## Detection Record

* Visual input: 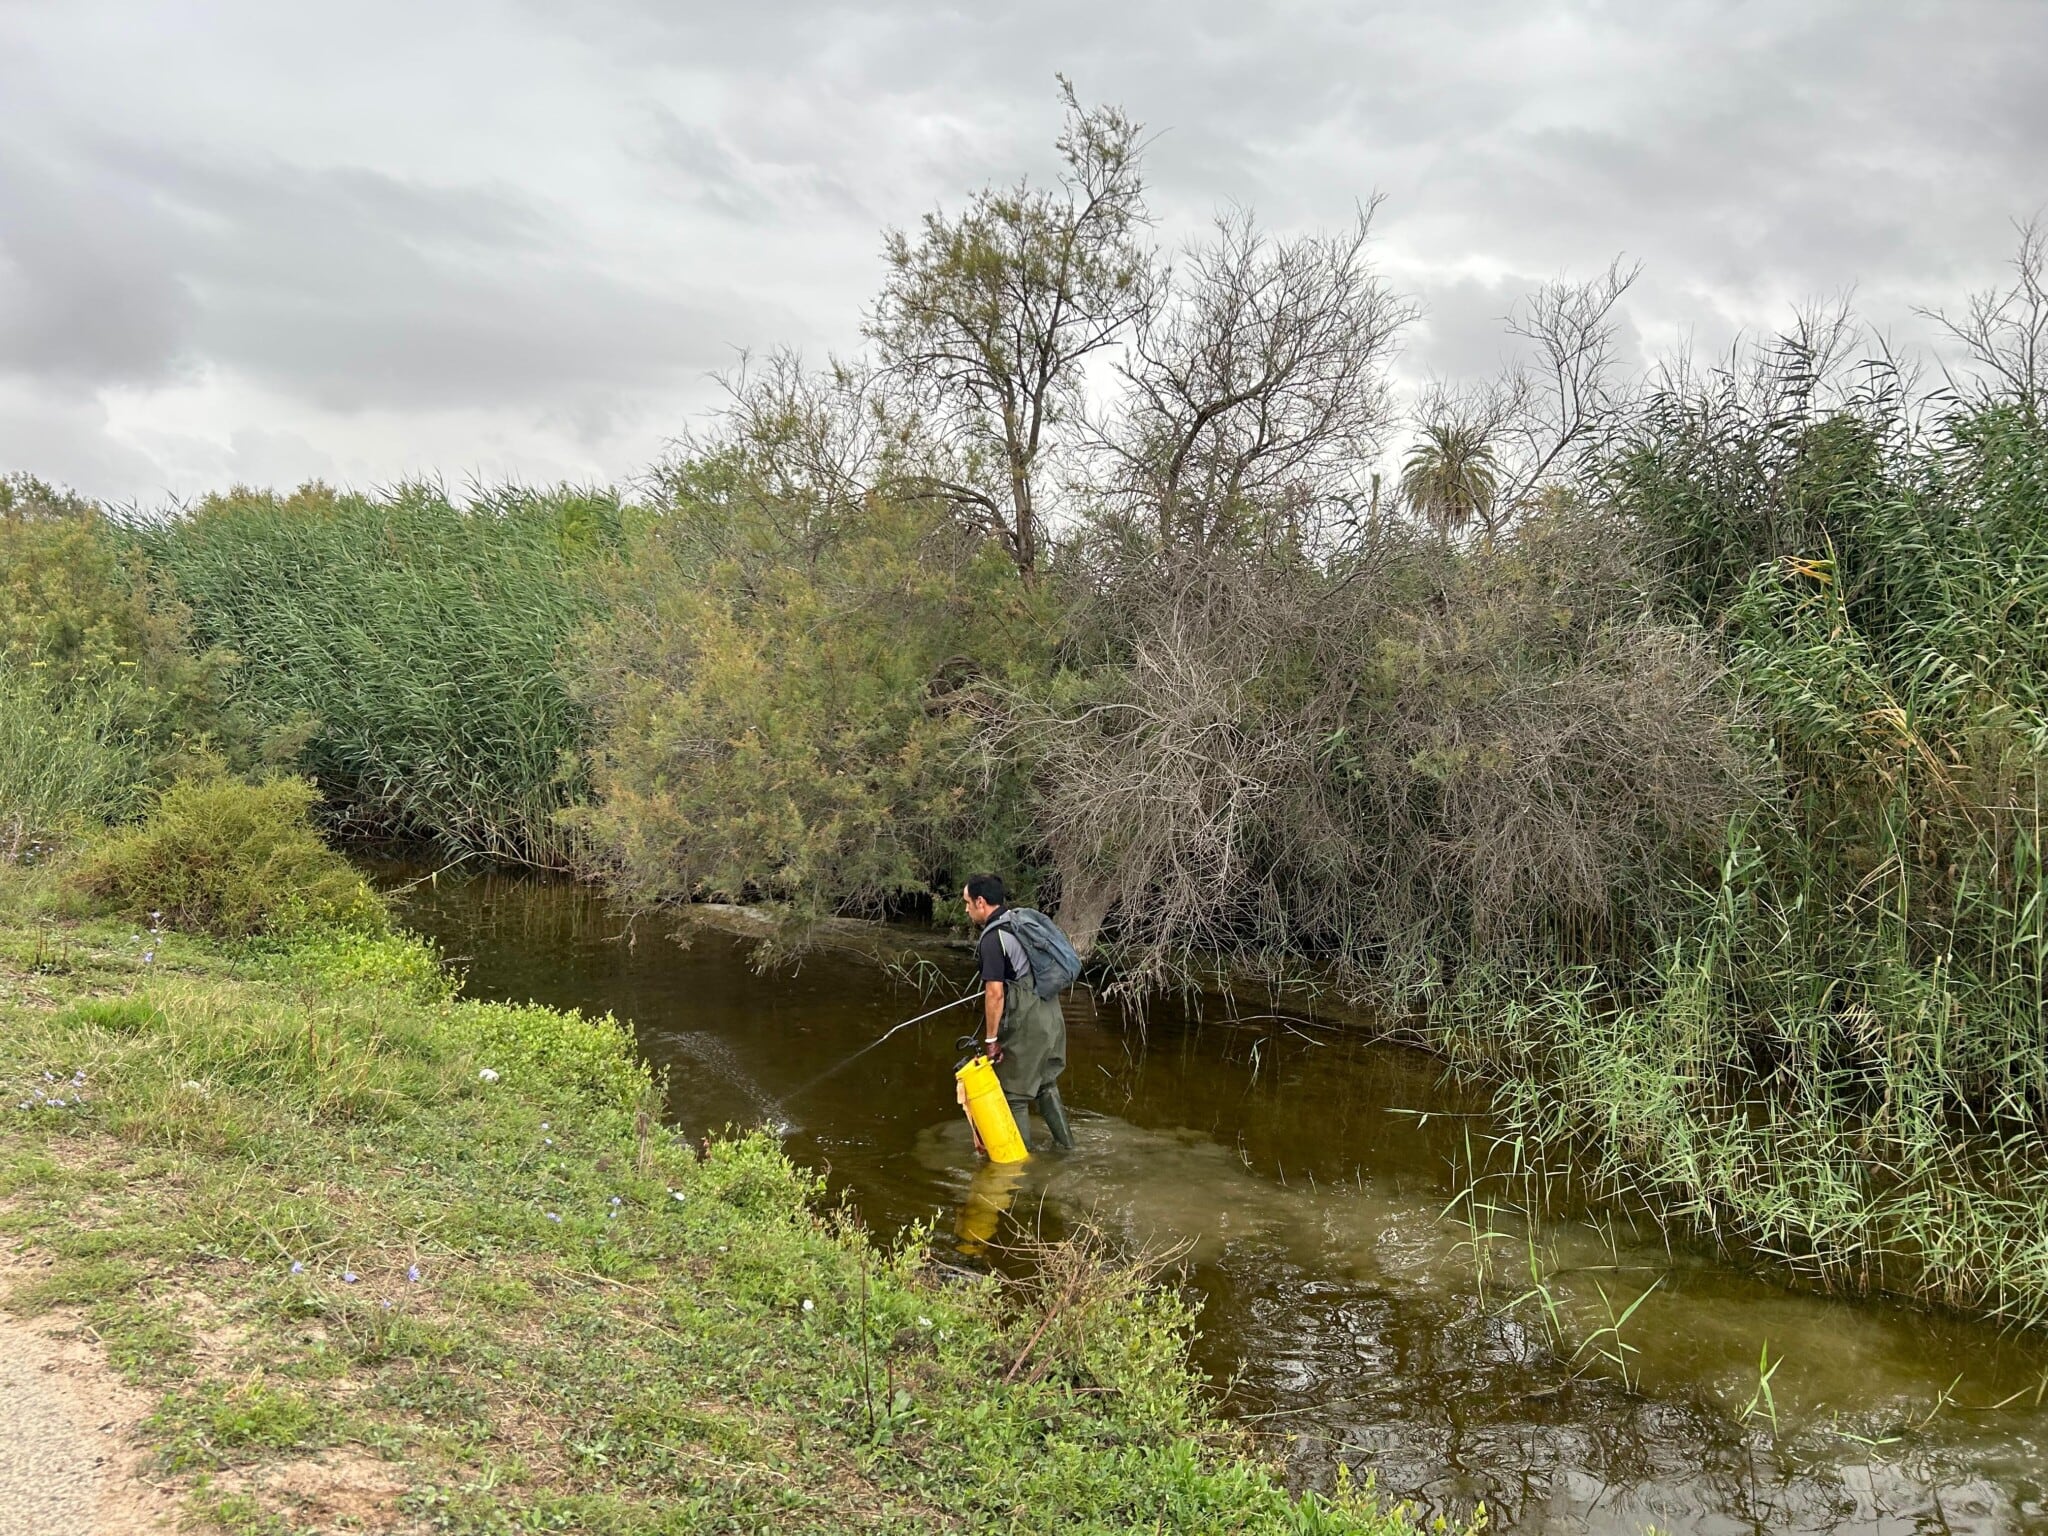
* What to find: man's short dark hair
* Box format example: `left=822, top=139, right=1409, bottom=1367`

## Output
left=965, top=873, right=1007, bottom=907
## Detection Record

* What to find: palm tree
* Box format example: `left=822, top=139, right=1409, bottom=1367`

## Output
left=1399, top=422, right=1499, bottom=535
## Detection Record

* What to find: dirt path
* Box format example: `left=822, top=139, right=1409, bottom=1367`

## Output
left=0, top=1250, right=182, bottom=1536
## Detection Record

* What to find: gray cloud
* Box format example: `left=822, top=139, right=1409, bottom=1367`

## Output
left=0, top=131, right=196, bottom=387
left=0, top=380, right=167, bottom=502
left=1, top=0, right=2044, bottom=503
left=1, top=126, right=764, bottom=420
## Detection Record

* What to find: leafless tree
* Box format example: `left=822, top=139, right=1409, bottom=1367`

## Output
left=1403, top=260, right=1641, bottom=536
left=1107, top=202, right=1415, bottom=550
left=1924, top=216, right=2048, bottom=426
left=991, top=512, right=1752, bottom=993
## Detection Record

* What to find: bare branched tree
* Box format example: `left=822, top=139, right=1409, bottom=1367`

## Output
left=1403, top=260, right=1642, bottom=538
left=1924, top=216, right=2048, bottom=426
left=867, top=80, right=1156, bottom=579
left=1108, top=202, right=1415, bottom=550
left=1496, top=259, right=1643, bottom=507
left=993, top=514, right=1751, bottom=993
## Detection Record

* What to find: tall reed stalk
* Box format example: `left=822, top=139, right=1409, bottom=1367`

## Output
left=1435, top=397, right=2048, bottom=1325
left=134, top=482, right=627, bottom=865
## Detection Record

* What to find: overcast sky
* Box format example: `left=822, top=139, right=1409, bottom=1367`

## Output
left=2, top=1, right=2043, bottom=507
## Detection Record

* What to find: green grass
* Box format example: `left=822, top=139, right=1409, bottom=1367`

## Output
left=0, top=877, right=1437, bottom=1535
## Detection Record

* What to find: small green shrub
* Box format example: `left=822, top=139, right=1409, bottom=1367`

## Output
left=53, top=996, right=165, bottom=1035
left=264, top=928, right=452, bottom=1002
left=439, top=998, right=649, bottom=1114
left=68, top=775, right=385, bottom=939
left=149, top=1380, right=327, bottom=1471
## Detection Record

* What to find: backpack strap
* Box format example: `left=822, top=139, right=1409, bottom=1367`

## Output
left=984, top=912, right=1033, bottom=984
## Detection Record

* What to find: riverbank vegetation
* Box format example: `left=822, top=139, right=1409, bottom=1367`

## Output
left=0, top=786, right=1427, bottom=1534
left=5, top=90, right=2048, bottom=1328
left=133, top=481, right=629, bottom=863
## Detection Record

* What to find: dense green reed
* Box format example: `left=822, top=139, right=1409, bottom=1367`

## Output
left=0, top=662, right=156, bottom=855
left=134, top=481, right=630, bottom=864
left=1433, top=398, right=2048, bottom=1322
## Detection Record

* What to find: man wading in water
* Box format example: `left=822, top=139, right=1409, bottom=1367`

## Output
left=963, top=874, right=1076, bottom=1151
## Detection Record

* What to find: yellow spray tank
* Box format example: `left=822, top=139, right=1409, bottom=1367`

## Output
left=955, top=1053, right=1029, bottom=1164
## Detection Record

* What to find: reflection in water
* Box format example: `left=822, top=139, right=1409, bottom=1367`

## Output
left=955, top=1157, right=1029, bottom=1255
left=386, top=865, right=2048, bottom=1535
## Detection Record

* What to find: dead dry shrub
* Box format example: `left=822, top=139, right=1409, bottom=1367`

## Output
left=1003, top=505, right=1756, bottom=996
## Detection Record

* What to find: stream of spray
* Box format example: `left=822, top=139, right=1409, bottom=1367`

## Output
left=783, top=992, right=982, bottom=1100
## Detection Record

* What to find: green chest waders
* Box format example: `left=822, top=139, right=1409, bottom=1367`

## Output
left=993, top=984, right=1074, bottom=1151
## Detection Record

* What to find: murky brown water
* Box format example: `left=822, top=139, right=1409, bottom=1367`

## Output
left=386, top=866, right=2048, bottom=1534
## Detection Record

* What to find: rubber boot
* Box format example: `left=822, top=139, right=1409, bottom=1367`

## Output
left=1034, top=1085, right=1075, bottom=1151
left=1006, top=1098, right=1034, bottom=1149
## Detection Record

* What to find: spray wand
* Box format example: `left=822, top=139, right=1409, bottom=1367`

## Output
left=783, top=991, right=981, bottom=1100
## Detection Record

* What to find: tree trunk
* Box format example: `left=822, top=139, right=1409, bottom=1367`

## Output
left=1052, top=853, right=1115, bottom=959
left=1009, top=458, right=1038, bottom=581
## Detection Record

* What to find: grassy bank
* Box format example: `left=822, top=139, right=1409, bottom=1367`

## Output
left=0, top=878, right=1435, bottom=1535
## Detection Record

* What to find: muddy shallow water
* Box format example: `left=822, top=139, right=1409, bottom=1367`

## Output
left=386, top=866, right=2048, bottom=1534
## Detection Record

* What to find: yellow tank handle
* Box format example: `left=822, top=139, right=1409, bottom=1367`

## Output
left=955, top=1054, right=1029, bottom=1164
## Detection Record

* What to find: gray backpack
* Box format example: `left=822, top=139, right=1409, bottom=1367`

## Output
left=989, top=908, right=1083, bottom=1000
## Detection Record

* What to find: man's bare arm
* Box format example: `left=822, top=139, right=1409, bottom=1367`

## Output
left=983, top=979, right=1005, bottom=1053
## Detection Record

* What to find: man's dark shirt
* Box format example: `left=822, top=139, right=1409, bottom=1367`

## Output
left=977, top=908, right=1033, bottom=990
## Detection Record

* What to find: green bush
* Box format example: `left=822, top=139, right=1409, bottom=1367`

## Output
left=261, top=927, right=451, bottom=1002
left=0, top=474, right=175, bottom=691
left=0, top=477, right=223, bottom=855
left=68, top=775, right=386, bottom=939
left=569, top=459, right=1048, bottom=916
left=438, top=998, right=649, bottom=1116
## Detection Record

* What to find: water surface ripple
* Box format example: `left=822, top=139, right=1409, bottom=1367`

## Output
left=387, top=867, right=2048, bottom=1535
